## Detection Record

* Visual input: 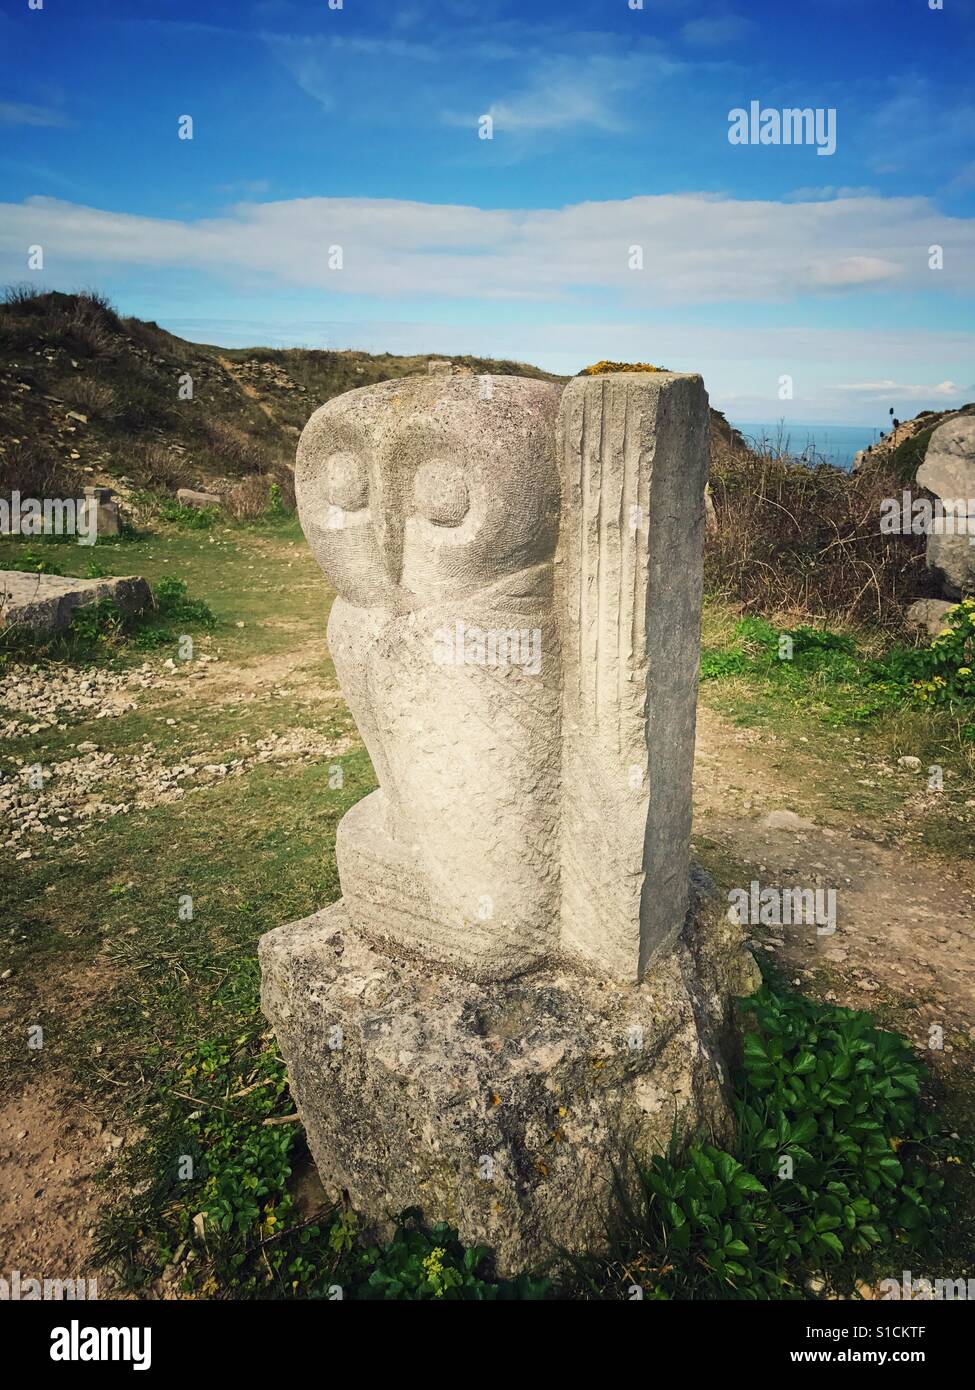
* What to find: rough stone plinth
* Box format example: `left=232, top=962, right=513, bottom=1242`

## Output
left=80, top=485, right=120, bottom=539
left=917, top=418, right=975, bottom=597
left=0, top=571, right=151, bottom=634
left=260, top=869, right=759, bottom=1275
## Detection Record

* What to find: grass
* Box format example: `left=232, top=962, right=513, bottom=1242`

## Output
left=0, top=518, right=318, bottom=669
left=699, top=597, right=975, bottom=854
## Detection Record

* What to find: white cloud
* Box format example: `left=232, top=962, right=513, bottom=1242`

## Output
left=1, top=190, right=971, bottom=306
left=834, top=379, right=961, bottom=399
left=267, top=25, right=681, bottom=138
left=811, top=256, right=900, bottom=287
left=469, top=48, right=681, bottom=134
left=263, top=31, right=438, bottom=115
left=784, top=186, right=879, bottom=202
left=480, top=56, right=638, bottom=134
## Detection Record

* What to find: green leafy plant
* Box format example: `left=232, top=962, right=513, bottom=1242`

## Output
left=159, top=499, right=220, bottom=531
left=702, top=612, right=975, bottom=739
left=567, top=986, right=953, bottom=1300
left=877, top=599, right=975, bottom=710
left=266, top=482, right=286, bottom=519
left=67, top=597, right=127, bottom=646
left=354, top=1211, right=550, bottom=1300
left=735, top=989, right=946, bottom=1263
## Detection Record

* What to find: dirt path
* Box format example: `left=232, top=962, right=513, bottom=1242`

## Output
left=0, top=1078, right=118, bottom=1294
left=693, top=703, right=975, bottom=1051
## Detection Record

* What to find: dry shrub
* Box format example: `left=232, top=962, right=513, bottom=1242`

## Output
left=225, top=465, right=296, bottom=519
left=0, top=286, right=122, bottom=359
left=122, top=316, right=173, bottom=354
left=0, top=287, right=42, bottom=351
left=54, top=290, right=122, bottom=358
left=204, top=420, right=265, bottom=475
left=57, top=375, right=116, bottom=419
left=124, top=489, right=163, bottom=529
left=137, top=443, right=193, bottom=491
left=0, top=439, right=82, bottom=498
left=117, top=384, right=177, bottom=433
left=706, top=449, right=938, bottom=632
left=225, top=474, right=270, bottom=520
left=1, top=284, right=40, bottom=309
left=64, top=312, right=115, bottom=358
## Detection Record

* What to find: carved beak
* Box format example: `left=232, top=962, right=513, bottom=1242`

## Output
left=373, top=501, right=406, bottom=588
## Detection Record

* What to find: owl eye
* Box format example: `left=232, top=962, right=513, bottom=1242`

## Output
left=324, top=452, right=368, bottom=511
left=414, top=460, right=470, bottom=527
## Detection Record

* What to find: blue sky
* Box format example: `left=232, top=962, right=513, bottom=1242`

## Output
left=1, top=0, right=973, bottom=424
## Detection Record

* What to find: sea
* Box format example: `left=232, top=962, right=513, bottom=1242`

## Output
left=729, top=421, right=884, bottom=471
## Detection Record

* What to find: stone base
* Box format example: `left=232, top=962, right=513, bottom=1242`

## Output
left=259, top=868, right=760, bottom=1276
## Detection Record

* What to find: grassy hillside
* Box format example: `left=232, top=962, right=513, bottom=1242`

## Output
left=0, top=288, right=752, bottom=513
left=0, top=286, right=954, bottom=632
left=0, top=288, right=561, bottom=510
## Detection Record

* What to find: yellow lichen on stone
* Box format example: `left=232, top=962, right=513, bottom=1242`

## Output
left=581, top=361, right=666, bottom=375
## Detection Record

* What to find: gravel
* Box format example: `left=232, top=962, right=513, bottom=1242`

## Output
left=1, top=727, right=355, bottom=851
left=0, top=662, right=169, bottom=739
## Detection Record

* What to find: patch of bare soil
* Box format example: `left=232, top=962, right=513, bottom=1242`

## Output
left=184, top=638, right=329, bottom=704
left=694, top=703, right=975, bottom=1050
left=0, top=1075, right=121, bottom=1292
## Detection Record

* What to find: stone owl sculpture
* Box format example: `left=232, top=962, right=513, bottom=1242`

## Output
left=296, top=369, right=709, bottom=985
left=296, top=374, right=563, bottom=980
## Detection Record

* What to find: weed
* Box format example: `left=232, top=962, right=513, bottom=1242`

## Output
left=701, top=613, right=975, bottom=743
left=565, top=986, right=957, bottom=1300
left=159, top=500, right=220, bottom=531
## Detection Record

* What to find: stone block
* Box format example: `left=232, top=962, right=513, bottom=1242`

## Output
left=260, top=870, right=759, bottom=1275
left=177, top=487, right=222, bottom=511
left=80, top=485, right=121, bottom=539
left=0, top=571, right=151, bottom=634
left=917, top=418, right=975, bottom=597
